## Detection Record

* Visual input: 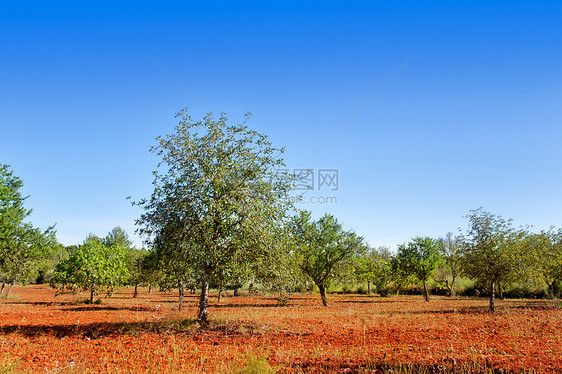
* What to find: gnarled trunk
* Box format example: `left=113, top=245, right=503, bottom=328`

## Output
left=90, top=284, right=96, bottom=304
left=0, top=282, right=5, bottom=296
left=133, top=284, right=138, bottom=298
left=198, top=279, right=209, bottom=324
left=6, top=282, right=14, bottom=297
left=489, top=280, right=495, bottom=312
left=178, top=281, right=184, bottom=311
left=422, top=279, right=430, bottom=302
left=318, top=283, right=328, bottom=307
left=450, top=276, right=457, bottom=297
left=498, top=282, right=504, bottom=301
left=547, top=282, right=554, bottom=299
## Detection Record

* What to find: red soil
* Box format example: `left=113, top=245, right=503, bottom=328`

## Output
left=1, top=285, right=560, bottom=373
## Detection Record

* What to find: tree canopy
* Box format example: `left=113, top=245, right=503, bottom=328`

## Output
left=291, top=210, right=365, bottom=306
left=459, top=208, right=527, bottom=311
left=395, top=237, right=442, bottom=301
left=0, top=164, right=57, bottom=291
left=51, top=237, right=129, bottom=303
left=133, top=109, right=294, bottom=322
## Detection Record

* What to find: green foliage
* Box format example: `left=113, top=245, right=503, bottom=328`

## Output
left=103, top=226, right=133, bottom=248
left=290, top=210, right=365, bottom=306
left=354, top=246, right=393, bottom=295
left=0, top=164, right=57, bottom=286
left=395, top=237, right=442, bottom=301
left=133, top=109, right=295, bottom=322
left=438, top=232, right=462, bottom=296
left=523, top=229, right=562, bottom=298
left=459, top=208, right=529, bottom=310
left=51, top=239, right=129, bottom=302
left=231, top=354, right=277, bottom=374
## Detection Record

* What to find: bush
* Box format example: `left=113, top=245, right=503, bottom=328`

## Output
left=356, top=285, right=368, bottom=295
left=231, top=354, right=277, bottom=374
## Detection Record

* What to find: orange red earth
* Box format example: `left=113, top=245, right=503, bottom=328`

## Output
left=0, top=285, right=560, bottom=373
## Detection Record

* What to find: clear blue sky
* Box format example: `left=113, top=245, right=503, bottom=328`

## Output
left=1, top=1, right=561, bottom=249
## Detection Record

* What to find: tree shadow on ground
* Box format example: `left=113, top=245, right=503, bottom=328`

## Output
left=293, top=361, right=498, bottom=373
left=61, top=305, right=156, bottom=312
left=0, top=301, right=72, bottom=306
left=376, top=301, right=559, bottom=315
left=0, top=317, right=256, bottom=339
left=336, top=299, right=419, bottom=304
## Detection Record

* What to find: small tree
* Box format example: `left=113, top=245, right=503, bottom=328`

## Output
left=133, top=109, right=294, bottom=323
left=525, top=229, right=562, bottom=298
left=125, top=248, right=148, bottom=298
left=291, top=210, right=365, bottom=306
left=439, top=232, right=462, bottom=296
left=51, top=239, right=129, bottom=303
left=355, top=246, right=392, bottom=295
left=103, top=226, right=133, bottom=248
left=396, top=237, right=442, bottom=301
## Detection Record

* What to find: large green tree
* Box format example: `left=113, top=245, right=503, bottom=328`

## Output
left=0, top=164, right=57, bottom=294
left=290, top=210, right=365, bottom=306
left=133, top=110, right=294, bottom=323
left=459, top=208, right=527, bottom=311
left=395, top=237, right=442, bottom=301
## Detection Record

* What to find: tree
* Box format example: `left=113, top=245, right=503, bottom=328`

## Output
left=124, top=247, right=148, bottom=298
left=354, top=246, right=393, bottom=295
left=133, top=109, right=294, bottom=323
left=291, top=210, right=365, bottom=306
left=459, top=208, right=527, bottom=311
left=51, top=238, right=129, bottom=303
left=439, top=232, right=462, bottom=296
left=103, top=226, right=133, bottom=248
left=0, top=164, right=57, bottom=294
left=395, top=237, right=442, bottom=301
left=524, top=229, right=562, bottom=298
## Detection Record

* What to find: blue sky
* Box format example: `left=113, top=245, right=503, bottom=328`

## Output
left=1, top=1, right=561, bottom=248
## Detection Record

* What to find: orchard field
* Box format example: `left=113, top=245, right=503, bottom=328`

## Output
left=1, top=285, right=560, bottom=373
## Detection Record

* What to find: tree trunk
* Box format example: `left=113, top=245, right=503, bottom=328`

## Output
left=318, top=283, right=328, bottom=307
left=233, top=288, right=240, bottom=296
left=178, top=281, right=184, bottom=311
left=133, top=284, right=138, bottom=298
left=90, top=284, right=96, bottom=304
left=489, top=280, right=495, bottom=312
left=450, top=276, right=457, bottom=297
left=547, top=282, right=554, bottom=299
left=0, top=282, right=5, bottom=296
left=422, top=279, right=430, bottom=302
left=148, top=284, right=152, bottom=294
left=367, top=281, right=371, bottom=295
left=6, top=282, right=14, bottom=296
left=498, top=282, right=504, bottom=301
left=197, top=279, right=209, bottom=324
left=217, top=288, right=222, bottom=302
